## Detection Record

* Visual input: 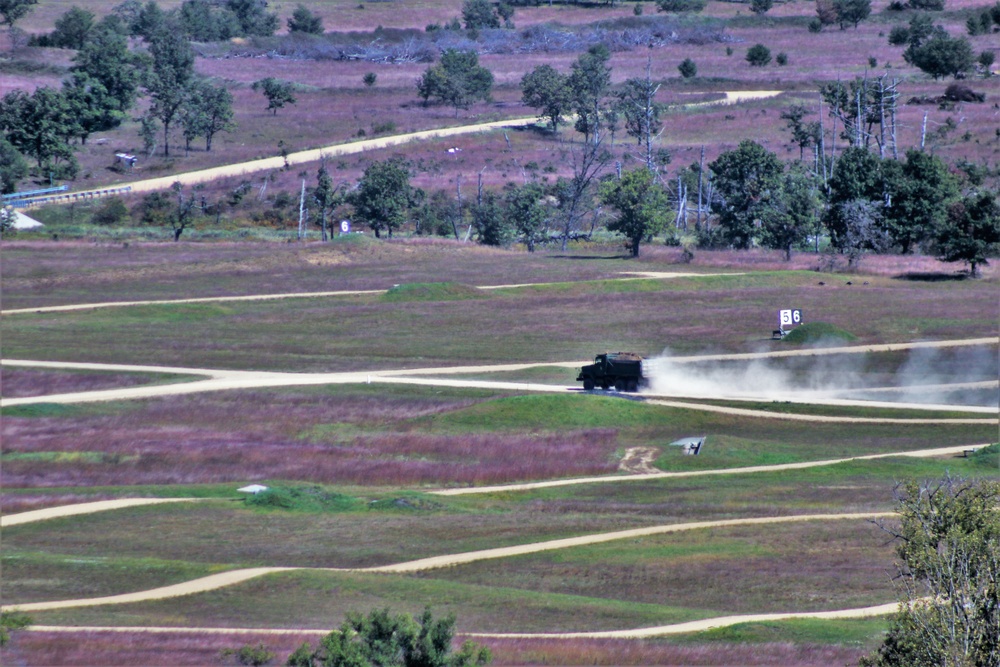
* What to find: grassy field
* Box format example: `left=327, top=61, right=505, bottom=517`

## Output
left=2, top=0, right=999, bottom=661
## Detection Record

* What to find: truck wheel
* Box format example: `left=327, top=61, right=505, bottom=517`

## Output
left=583, top=378, right=595, bottom=391
left=627, top=379, right=639, bottom=392
left=614, top=379, right=625, bottom=392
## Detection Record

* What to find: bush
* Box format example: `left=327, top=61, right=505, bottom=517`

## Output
left=808, top=17, right=823, bottom=32
left=656, top=0, right=706, bottom=12
left=678, top=57, right=697, bottom=78
left=776, top=52, right=788, bottom=65
left=944, top=83, right=985, bottom=102
left=907, top=0, right=944, bottom=9
left=363, top=72, right=377, bottom=87
left=746, top=43, right=771, bottom=66
left=888, top=24, right=910, bottom=45
left=220, top=642, right=275, bottom=666
left=91, top=197, right=130, bottom=226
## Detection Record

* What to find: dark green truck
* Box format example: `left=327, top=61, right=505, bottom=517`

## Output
left=577, top=352, right=645, bottom=392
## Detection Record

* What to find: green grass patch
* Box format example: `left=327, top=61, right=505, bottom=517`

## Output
left=0, top=403, right=85, bottom=418
left=382, top=282, right=487, bottom=302
left=674, top=617, right=888, bottom=646
left=27, top=569, right=717, bottom=632
left=971, top=443, right=1000, bottom=469
left=0, top=451, right=136, bottom=464
left=244, top=485, right=364, bottom=513
left=781, top=322, right=857, bottom=344
left=1, top=550, right=234, bottom=604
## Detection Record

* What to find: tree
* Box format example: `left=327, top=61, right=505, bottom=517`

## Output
left=677, top=58, right=697, bottom=79
left=861, top=476, right=1000, bottom=666
left=0, top=136, right=28, bottom=194
left=615, top=61, right=664, bottom=173
left=416, top=50, right=493, bottom=116
left=904, top=33, right=975, bottom=79
left=780, top=105, right=822, bottom=160
left=824, top=146, right=885, bottom=248
left=750, top=0, right=773, bottom=15
left=226, top=0, right=278, bottom=36
left=287, top=4, right=323, bottom=34
left=568, top=45, right=611, bottom=142
left=313, top=162, right=345, bottom=241
left=462, top=0, right=500, bottom=29
left=0, top=0, right=37, bottom=30
left=760, top=167, right=823, bottom=260
left=0, top=87, right=79, bottom=178
left=50, top=6, right=95, bottom=48
left=252, top=77, right=296, bottom=115
left=709, top=140, right=785, bottom=249
left=833, top=0, right=871, bottom=29
left=144, top=28, right=196, bottom=156
left=473, top=190, right=511, bottom=246
left=599, top=168, right=671, bottom=257
left=655, top=0, right=706, bottom=12
left=746, top=43, right=772, bottom=67
left=287, top=607, right=491, bottom=667
left=181, top=81, right=235, bottom=151
left=521, top=64, right=571, bottom=133
left=504, top=182, right=546, bottom=251
left=63, top=73, right=126, bottom=145
left=884, top=149, right=958, bottom=254
left=348, top=158, right=415, bottom=238
left=178, top=0, right=241, bottom=41
left=71, top=17, right=141, bottom=120
left=935, top=191, right=1000, bottom=277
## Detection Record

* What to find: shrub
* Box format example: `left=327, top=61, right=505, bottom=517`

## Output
left=907, top=0, right=944, bottom=9
left=91, top=197, right=129, bottom=226
left=781, top=322, right=856, bottom=344
left=888, top=24, right=910, bottom=45
left=808, top=17, right=823, bottom=32
left=633, top=3, right=643, bottom=15
left=678, top=57, right=697, bottom=78
left=978, top=51, right=995, bottom=73
left=656, top=0, right=706, bottom=12
left=776, top=52, right=788, bottom=65
left=220, top=642, right=275, bottom=666
left=363, top=72, right=377, bottom=87
left=944, top=83, right=984, bottom=102
left=726, top=46, right=733, bottom=56
left=746, top=43, right=771, bottom=66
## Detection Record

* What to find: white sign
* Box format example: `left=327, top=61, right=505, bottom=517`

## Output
left=779, top=309, right=803, bottom=327
left=340, top=220, right=351, bottom=234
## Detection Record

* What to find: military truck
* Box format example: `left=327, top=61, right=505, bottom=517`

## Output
left=577, top=352, right=645, bottom=392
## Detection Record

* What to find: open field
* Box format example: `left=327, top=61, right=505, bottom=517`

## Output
left=1, top=241, right=998, bottom=665
left=3, top=0, right=1000, bottom=661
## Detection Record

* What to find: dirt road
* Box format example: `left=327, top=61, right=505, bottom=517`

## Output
left=3, top=511, right=890, bottom=613
left=0, top=498, right=202, bottom=528
left=23, top=90, right=783, bottom=206
left=1, top=272, right=739, bottom=316
left=431, top=444, right=988, bottom=496
left=25, top=598, right=901, bottom=638
left=3, top=337, right=996, bottom=413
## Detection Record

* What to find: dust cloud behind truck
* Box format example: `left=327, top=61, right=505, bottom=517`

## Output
left=577, top=352, right=645, bottom=392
